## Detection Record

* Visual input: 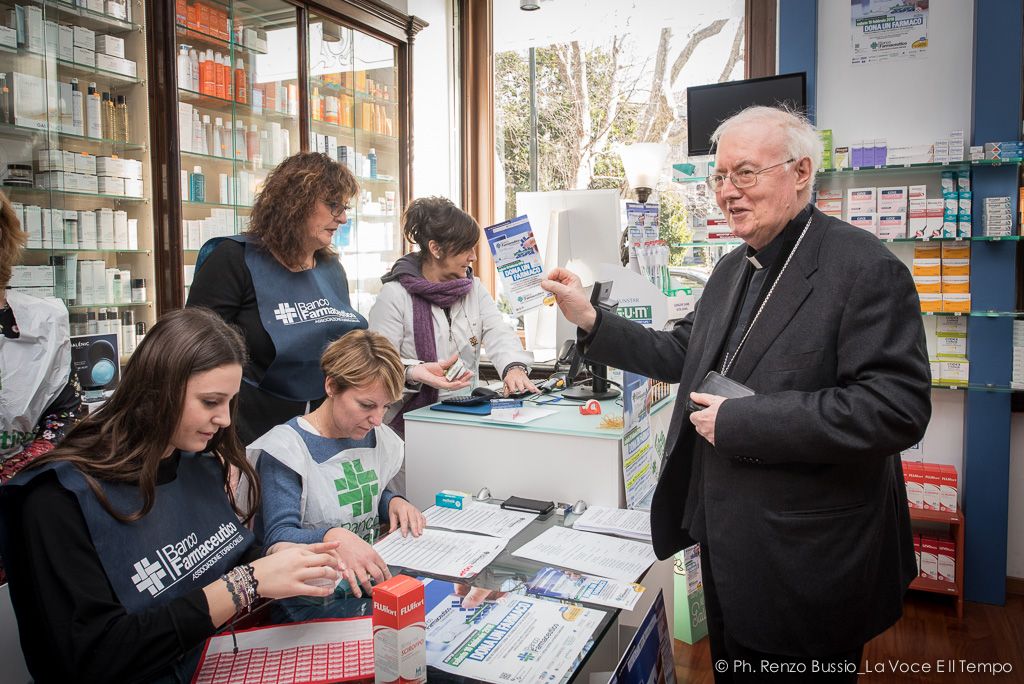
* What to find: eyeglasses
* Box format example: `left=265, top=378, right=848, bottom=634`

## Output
left=324, top=200, right=351, bottom=218
left=706, top=158, right=796, bottom=192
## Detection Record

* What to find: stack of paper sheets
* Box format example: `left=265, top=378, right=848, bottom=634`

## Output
left=373, top=528, right=507, bottom=579
left=422, top=502, right=536, bottom=538
left=511, top=526, right=657, bottom=583
left=572, top=505, right=652, bottom=541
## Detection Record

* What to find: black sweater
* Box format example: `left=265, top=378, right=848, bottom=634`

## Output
left=2, top=454, right=259, bottom=683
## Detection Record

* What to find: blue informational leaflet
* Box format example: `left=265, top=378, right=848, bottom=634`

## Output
left=484, top=214, right=553, bottom=315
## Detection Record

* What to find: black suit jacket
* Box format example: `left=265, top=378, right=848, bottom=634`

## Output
left=584, top=207, right=930, bottom=656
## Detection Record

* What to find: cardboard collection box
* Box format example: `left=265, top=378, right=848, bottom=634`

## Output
left=373, top=575, right=426, bottom=684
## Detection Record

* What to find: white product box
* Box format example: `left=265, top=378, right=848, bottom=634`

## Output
left=64, top=171, right=83, bottom=191
left=877, top=186, right=908, bottom=213
left=9, top=265, right=54, bottom=287
left=95, top=53, right=137, bottom=78
left=908, top=198, right=928, bottom=238
left=95, top=156, right=125, bottom=177
left=909, top=184, right=927, bottom=200
left=877, top=212, right=906, bottom=239
left=78, top=211, right=98, bottom=249
left=123, top=158, right=143, bottom=180
left=113, top=210, right=128, bottom=248
left=96, top=208, right=115, bottom=248
left=937, top=316, right=968, bottom=335
left=919, top=541, right=938, bottom=580
left=936, top=335, right=967, bottom=359
left=35, top=171, right=66, bottom=190
left=937, top=543, right=955, bottom=583
left=847, top=187, right=877, bottom=214
left=105, top=0, right=127, bottom=20
left=926, top=199, right=944, bottom=237
left=178, top=103, right=193, bottom=153
left=79, top=174, right=98, bottom=194
left=73, top=46, right=95, bottom=67
left=848, top=213, right=876, bottom=235
left=97, top=176, right=125, bottom=196
left=127, top=218, right=138, bottom=250
left=24, top=6, right=43, bottom=53
left=940, top=360, right=969, bottom=385
left=57, top=24, right=74, bottom=61
left=122, top=178, right=143, bottom=197
left=43, top=20, right=58, bottom=54
left=24, top=205, right=43, bottom=247
left=0, top=25, right=16, bottom=50
left=73, top=25, right=95, bottom=50
left=35, top=148, right=66, bottom=171
left=10, top=203, right=23, bottom=233
left=95, top=34, right=124, bottom=58
left=75, top=153, right=97, bottom=175
left=12, top=71, right=49, bottom=130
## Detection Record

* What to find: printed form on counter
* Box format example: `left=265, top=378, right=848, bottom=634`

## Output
left=374, top=528, right=507, bottom=578
left=484, top=215, right=553, bottom=315
left=423, top=501, right=537, bottom=538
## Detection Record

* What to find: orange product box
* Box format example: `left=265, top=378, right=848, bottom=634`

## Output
left=919, top=536, right=939, bottom=580
left=942, top=294, right=971, bottom=313
left=918, top=293, right=941, bottom=312
left=187, top=3, right=198, bottom=29
left=912, top=258, right=941, bottom=276
left=942, top=258, right=970, bottom=276
left=373, top=575, right=426, bottom=684
left=176, top=0, right=187, bottom=24
left=904, top=462, right=924, bottom=509
left=941, top=242, right=970, bottom=260
left=921, top=464, right=942, bottom=510
left=914, top=243, right=941, bottom=259
left=941, top=276, right=970, bottom=293
left=939, top=465, right=958, bottom=512
left=937, top=537, right=956, bottom=583
left=198, top=3, right=210, bottom=34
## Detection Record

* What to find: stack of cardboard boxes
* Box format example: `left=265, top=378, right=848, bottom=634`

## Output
left=913, top=242, right=970, bottom=319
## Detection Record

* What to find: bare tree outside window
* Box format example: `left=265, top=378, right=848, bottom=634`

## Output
left=494, top=0, right=745, bottom=265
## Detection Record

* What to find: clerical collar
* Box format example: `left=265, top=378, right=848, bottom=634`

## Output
left=744, top=203, right=813, bottom=271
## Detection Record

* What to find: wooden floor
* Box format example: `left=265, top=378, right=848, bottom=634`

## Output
left=673, top=593, right=1024, bottom=682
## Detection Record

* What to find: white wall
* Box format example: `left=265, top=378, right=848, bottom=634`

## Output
left=816, top=0, right=974, bottom=147
left=408, top=0, right=459, bottom=201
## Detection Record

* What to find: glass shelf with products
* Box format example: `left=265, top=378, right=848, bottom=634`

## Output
left=25, top=247, right=151, bottom=254
left=182, top=199, right=253, bottom=210
left=177, top=88, right=296, bottom=125
left=306, top=11, right=404, bottom=315
left=921, top=310, right=1024, bottom=318
left=3, top=0, right=157, bottom=353
left=13, top=0, right=140, bottom=34
left=0, top=121, right=146, bottom=150
left=931, top=383, right=1024, bottom=393
left=181, top=149, right=274, bottom=171
left=674, top=235, right=1021, bottom=249
left=174, top=24, right=267, bottom=57
left=67, top=300, right=152, bottom=310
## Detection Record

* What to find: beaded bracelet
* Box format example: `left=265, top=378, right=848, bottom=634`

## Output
left=242, top=564, right=260, bottom=603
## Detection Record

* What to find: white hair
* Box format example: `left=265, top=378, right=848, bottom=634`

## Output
left=710, top=105, right=823, bottom=200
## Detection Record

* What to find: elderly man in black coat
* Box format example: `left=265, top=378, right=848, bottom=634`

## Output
left=542, top=106, right=930, bottom=682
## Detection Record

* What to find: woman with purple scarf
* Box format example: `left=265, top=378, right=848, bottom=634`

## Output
left=369, top=197, right=536, bottom=441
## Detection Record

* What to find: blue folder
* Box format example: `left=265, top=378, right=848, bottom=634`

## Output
left=429, top=402, right=492, bottom=416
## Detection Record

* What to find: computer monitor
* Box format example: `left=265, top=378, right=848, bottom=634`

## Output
left=562, top=281, right=620, bottom=401
left=686, top=72, right=807, bottom=156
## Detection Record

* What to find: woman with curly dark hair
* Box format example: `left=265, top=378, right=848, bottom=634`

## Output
left=187, top=152, right=367, bottom=444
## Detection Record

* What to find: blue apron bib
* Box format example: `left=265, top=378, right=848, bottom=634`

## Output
left=3, top=453, right=253, bottom=613
left=200, top=236, right=367, bottom=402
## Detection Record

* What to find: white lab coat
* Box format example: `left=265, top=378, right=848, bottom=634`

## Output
left=368, top=278, right=532, bottom=401
left=0, top=292, right=71, bottom=459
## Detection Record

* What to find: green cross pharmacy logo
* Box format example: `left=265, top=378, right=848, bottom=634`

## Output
left=334, top=459, right=379, bottom=516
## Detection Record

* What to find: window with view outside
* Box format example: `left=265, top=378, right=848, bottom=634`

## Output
left=493, top=0, right=745, bottom=314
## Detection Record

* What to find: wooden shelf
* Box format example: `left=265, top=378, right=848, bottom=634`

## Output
left=909, top=577, right=959, bottom=595
left=908, top=507, right=964, bottom=619
left=909, top=508, right=962, bottom=525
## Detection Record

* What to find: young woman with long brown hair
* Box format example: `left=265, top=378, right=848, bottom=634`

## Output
left=0, top=308, right=342, bottom=683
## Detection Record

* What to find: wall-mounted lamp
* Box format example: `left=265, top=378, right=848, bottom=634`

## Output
left=620, top=142, right=669, bottom=204
left=520, top=0, right=540, bottom=10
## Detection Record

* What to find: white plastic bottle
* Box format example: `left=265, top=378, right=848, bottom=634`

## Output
left=189, top=48, right=200, bottom=92
left=192, top=109, right=203, bottom=154
left=70, top=78, right=83, bottom=136
left=234, top=120, right=246, bottom=161
left=213, top=117, right=224, bottom=158
left=86, top=82, right=102, bottom=139
left=177, top=44, right=192, bottom=90
left=203, top=114, right=213, bottom=155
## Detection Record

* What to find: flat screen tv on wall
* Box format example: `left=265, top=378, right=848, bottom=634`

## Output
left=686, top=72, right=807, bottom=157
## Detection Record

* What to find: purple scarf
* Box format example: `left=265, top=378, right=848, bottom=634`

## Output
left=383, top=254, right=474, bottom=435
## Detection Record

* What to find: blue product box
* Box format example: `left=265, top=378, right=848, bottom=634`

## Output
left=435, top=490, right=468, bottom=510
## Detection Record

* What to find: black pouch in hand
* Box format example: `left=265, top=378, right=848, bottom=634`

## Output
left=685, top=371, right=755, bottom=412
